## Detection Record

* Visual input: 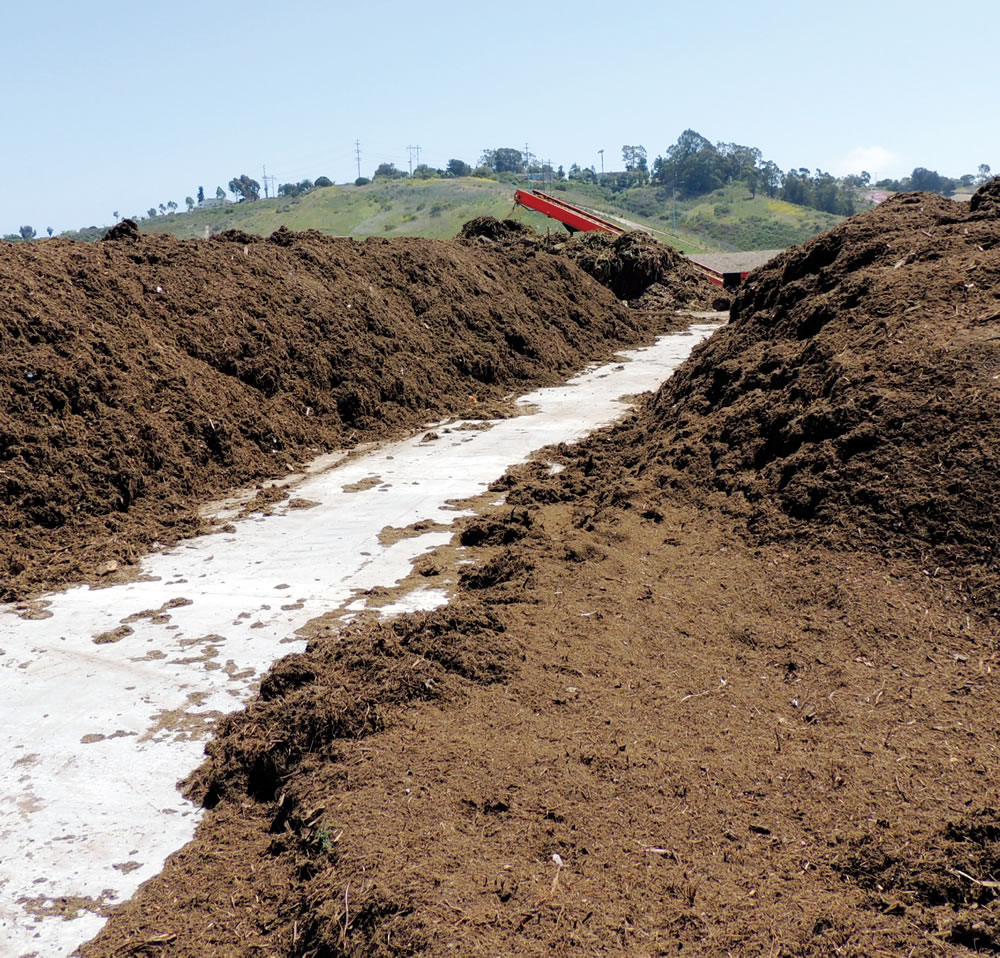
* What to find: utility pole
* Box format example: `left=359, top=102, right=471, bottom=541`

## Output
left=524, top=141, right=530, bottom=173
left=262, top=164, right=269, bottom=198
left=406, top=145, right=421, bottom=176
left=355, top=140, right=362, bottom=180
left=598, top=149, right=604, bottom=180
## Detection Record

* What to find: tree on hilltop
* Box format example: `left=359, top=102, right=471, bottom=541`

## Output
left=215, top=186, right=226, bottom=200
left=480, top=148, right=523, bottom=174
left=621, top=145, right=647, bottom=172
left=759, top=160, right=782, bottom=197
left=910, top=167, right=944, bottom=193
left=277, top=179, right=317, bottom=198
left=716, top=142, right=762, bottom=184
left=314, top=176, right=333, bottom=187
left=373, top=162, right=406, bottom=179
left=19, top=225, right=36, bottom=240
left=229, top=174, right=261, bottom=201
left=197, top=186, right=205, bottom=203
left=651, top=130, right=722, bottom=195
left=446, top=158, right=472, bottom=177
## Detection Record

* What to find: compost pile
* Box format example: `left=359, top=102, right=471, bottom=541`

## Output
left=461, top=216, right=720, bottom=312
left=618, top=184, right=1000, bottom=610
left=458, top=217, right=534, bottom=242
left=0, top=226, right=663, bottom=599
left=560, top=228, right=720, bottom=309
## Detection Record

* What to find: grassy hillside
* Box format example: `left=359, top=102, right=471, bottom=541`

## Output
left=139, top=179, right=543, bottom=243
left=681, top=187, right=844, bottom=248
left=60, top=178, right=847, bottom=253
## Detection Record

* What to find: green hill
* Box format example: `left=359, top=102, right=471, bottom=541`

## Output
left=61, top=178, right=847, bottom=253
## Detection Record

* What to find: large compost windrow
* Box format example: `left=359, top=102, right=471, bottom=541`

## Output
left=626, top=182, right=1000, bottom=612
left=0, top=223, right=711, bottom=601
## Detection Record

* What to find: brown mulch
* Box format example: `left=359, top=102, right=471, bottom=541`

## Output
left=0, top=225, right=686, bottom=600
left=558, top=229, right=717, bottom=306
left=626, top=185, right=1000, bottom=614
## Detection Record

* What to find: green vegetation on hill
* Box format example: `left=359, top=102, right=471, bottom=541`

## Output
left=20, top=128, right=993, bottom=251
left=57, top=176, right=845, bottom=253
left=142, top=178, right=534, bottom=242
left=680, top=187, right=842, bottom=249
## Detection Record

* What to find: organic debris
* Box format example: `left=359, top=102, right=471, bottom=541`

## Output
left=629, top=185, right=1000, bottom=611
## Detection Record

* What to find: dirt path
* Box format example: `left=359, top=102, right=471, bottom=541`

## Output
left=0, top=326, right=719, bottom=958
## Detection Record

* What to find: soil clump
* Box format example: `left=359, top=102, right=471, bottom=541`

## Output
left=458, top=217, right=535, bottom=242
left=0, top=226, right=689, bottom=600
left=79, top=186, right=1000, bottom=956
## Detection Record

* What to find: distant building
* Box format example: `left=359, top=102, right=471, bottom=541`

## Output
left=864, top=190, right=891, bottom=205
left=198, top=197, right=228, bottom=208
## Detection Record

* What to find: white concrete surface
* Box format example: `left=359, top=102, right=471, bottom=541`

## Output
left=0, top=324, right=717, bottom=956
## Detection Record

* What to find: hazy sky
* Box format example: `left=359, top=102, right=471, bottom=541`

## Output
left=3, top=0, right=996, bottom=234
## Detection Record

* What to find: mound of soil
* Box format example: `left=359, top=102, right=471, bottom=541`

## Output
left=460, top=217, right=719, bottom=314
left=0, top=228, right=670, bottom=599
left=458, top=217, right=534, bottom=242
left=560, top=229, right=717, bottom=308
left=102, top=218, right=141, bottom=242
left=626, top=186, right=1000, bottom=611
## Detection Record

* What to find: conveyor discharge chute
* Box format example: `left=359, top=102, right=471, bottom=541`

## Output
left=513, top=189, right=626, bottom=236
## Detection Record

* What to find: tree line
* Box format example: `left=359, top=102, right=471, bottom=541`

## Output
left=369, top=132, right=993, bottom=219
left=5, top=173, right=338, bottom=241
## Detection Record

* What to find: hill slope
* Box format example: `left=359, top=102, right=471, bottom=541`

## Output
left=62, top=179, right=846, bottom=253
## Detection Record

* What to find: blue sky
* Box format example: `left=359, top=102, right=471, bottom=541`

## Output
left=3, top=0, right=996, bottom=235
